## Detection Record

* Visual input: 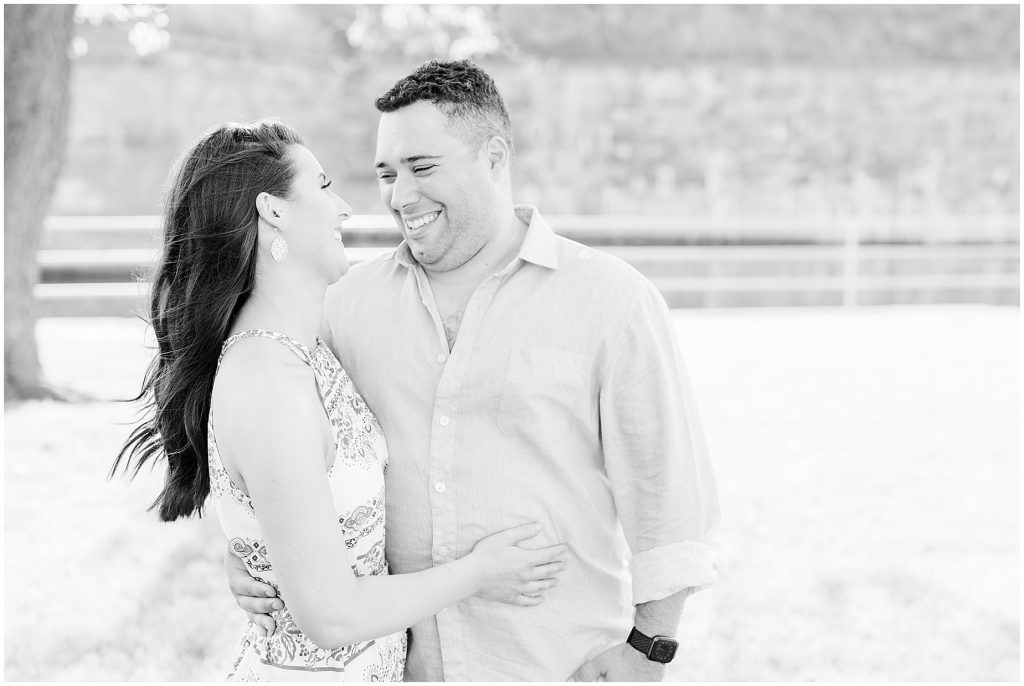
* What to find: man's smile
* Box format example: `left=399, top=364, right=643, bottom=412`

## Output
left=404, top=210, right=441, bottom=233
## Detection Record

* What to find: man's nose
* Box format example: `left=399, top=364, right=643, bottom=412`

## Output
left=390, top=172, right=419, bottom=212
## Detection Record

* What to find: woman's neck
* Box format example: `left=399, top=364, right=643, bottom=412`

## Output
left=231, top=269, right=326, bottom=350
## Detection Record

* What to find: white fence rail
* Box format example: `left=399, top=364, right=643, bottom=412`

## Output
left=36, top=215, right=1020, bottom=316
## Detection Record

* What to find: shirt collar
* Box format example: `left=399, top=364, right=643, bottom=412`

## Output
left=513, top=205, right=559, bottom=270
left=392, top=204, right=559, bottom=271
left=393, top=241, right=416, bottom=269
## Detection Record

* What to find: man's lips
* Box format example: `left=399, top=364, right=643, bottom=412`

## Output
left=403, top=210, right=442, bottom=232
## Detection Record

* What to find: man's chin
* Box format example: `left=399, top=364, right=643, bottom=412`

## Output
left=411, top=250, right=440, bottom=268
left=409, top=239, right=442, bottom=266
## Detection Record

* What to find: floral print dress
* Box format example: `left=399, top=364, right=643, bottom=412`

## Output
left=208, top=329, right=406, bottom=681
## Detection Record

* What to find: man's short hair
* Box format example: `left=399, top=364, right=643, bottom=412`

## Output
left=375, top=59, right=514, bottom=162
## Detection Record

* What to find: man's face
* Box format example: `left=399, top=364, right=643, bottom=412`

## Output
left=374, top=101, right=497, bottom=272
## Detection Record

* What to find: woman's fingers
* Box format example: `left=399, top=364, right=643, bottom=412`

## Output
left=494, top=522, right=544, bottom=545
left=526, top=543, right=569, bottom=566
left=514, top=593, right=544, bottom=607
left=520, top=578, right=558, bottom=595
left=527, top=560, right=567, bottom=580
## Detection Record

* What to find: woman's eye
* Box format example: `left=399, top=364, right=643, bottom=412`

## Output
left=321, top=179, right=333, bottom=189
left=413, top=165, right=435, bottom=174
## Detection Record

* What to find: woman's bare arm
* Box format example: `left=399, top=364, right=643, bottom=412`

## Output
left=213, top=344, right=565, bottom=648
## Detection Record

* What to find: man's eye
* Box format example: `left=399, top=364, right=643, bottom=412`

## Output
left=321, top=179, right=332, bottom=189
left=413, top=165, right=435, bottom=173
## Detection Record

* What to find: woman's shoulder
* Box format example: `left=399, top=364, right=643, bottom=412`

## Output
left=215, top=334, right=308, bottom=391
left=210, top=335, right=335, bottom=500
left=211, top=337, right=324, bottom=444
left=218, top=333, right=311, bottom=375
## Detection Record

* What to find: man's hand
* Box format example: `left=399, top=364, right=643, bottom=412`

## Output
left=224, top=547, right=284, bottom=637
left=567, top=643, right=667, bottom=682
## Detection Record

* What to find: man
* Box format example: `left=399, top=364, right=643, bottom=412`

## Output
left=226, top=59, right=719, bottom=681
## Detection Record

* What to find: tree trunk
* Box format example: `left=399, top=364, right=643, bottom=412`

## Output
left=4, top=4, right=76, bottom=402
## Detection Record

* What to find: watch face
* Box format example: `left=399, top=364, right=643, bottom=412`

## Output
left=649, top=638, right=678, bottom=663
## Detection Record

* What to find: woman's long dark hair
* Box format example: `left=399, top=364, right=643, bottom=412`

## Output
left=112, top=121, right=303, bottom=521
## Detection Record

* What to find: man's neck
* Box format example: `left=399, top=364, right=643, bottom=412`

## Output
left=424, top=210, right=529, bottom=291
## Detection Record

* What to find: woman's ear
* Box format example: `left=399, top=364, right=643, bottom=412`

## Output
left=256, top=191, right=286, bottom=230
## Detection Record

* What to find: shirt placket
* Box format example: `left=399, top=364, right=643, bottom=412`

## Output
left=415, top=267, right=507, bottom=682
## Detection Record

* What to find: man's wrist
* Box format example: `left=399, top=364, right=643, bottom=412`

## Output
left=626, top=626, right=679, bottom=664
left=621, top=642, right=668, bottom=675
left=631, top=586, right=692, bottom=659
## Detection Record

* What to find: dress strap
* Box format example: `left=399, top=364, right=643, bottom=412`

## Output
left=218, top=329, right=315, bottom=371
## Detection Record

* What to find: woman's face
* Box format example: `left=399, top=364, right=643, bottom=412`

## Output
left=281, top=144, right=352, bottom=284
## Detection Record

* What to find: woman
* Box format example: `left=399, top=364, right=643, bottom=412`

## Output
left=113, top=121, right=567, bottom=681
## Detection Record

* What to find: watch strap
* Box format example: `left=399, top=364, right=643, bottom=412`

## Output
left=626, top=626, right=679, bottom=663
left=627, top=626, right=653, bottom=655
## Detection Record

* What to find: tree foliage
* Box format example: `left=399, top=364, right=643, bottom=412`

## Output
left=493, top=5, right=1018, bottom=66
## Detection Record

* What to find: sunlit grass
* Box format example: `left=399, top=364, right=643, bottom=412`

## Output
left=5, top=307, right=1018, bottom=680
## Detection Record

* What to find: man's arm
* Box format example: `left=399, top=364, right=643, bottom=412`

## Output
left=634, top=585, right=694, bottom=648
left=225, top=547, right=283, bottom=637
left=569, top=588, right=694, bottom=681
left=570, top=280, right=720, bottom=681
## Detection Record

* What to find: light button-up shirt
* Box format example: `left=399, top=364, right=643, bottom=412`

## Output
left=324, top=206, right=719, bottom=681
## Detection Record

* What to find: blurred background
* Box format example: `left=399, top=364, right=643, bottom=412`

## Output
left=4, top=3, right=1019, bottom=681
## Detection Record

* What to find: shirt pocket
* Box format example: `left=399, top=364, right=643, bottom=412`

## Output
left=496, top=347, right=594, bottom=437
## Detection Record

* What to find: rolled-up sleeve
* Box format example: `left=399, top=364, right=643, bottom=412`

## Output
left=599, top=281, right=721, bottom=605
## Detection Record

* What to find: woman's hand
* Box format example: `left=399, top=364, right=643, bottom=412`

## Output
left=469, top=522, right=569, bottom=606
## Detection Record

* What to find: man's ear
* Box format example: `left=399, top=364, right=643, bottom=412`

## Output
left=255, top=191, right=286, bottom=229
left=485, top=136, right=512, bottom=174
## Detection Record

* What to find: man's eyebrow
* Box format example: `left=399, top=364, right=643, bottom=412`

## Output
left=374, top=155, right=440, bottom=169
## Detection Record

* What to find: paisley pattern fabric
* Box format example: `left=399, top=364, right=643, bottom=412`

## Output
left=340, top=485, right=385, bottom=549
left=208, top=329, right=405, bottom=681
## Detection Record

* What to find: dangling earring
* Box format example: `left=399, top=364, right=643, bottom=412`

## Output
left=271, top=233, right=288, bottom=262
left=269, top=210, right=288, bottom=262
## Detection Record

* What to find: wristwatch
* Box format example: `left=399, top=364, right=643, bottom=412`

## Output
left=626, top=627, right=679, bottom=664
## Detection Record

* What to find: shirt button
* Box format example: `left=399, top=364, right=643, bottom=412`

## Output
left=439, top=415, right=450, bottom=426
left=435, top=482, right=446, bottom=492
left=438, top=545, right=449, bottom=555
left=436, top=353, right=447, bottom=363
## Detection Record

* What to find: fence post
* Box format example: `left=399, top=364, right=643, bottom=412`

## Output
left=842, top=216, right=859, bottom=307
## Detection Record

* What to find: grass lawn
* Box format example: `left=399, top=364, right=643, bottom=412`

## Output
left=4, top=306, right=1019, bottom=681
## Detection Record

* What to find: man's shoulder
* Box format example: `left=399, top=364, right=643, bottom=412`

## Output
left=345, top=249, right=404, bottom=281
left=327, top=250, right=404, bottom=301
left=552, top=235, right=656, bottom=297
